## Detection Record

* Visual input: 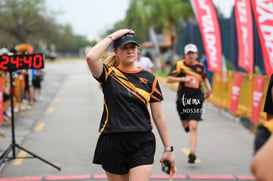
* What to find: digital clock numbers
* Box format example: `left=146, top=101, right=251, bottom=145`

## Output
left=0, top=54, right=44, bottom=71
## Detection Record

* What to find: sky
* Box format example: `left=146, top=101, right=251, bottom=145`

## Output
left=212, top=0, right=234, bottom=17
left=45, top=0, right=234, bottom=40
left=45, top=0, right=130, bottom=40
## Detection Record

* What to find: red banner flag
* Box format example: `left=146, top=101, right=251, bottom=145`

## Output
left=251, top=0, right=273, bottom=77
left=191, top=0, right=222, bottom=71
left=235, top=0, right=254, bottom=73
left=251, top=75, right=265, bottom=124
left=230, top=72, right=243, bottom=115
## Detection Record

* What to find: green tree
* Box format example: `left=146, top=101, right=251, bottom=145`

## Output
left=0, top=0, right=90, bottom=54
left=121, top=0, right=194, bottom=48
left=0, top=0, right=58, bottom=47
left=93, top=0, right=194, bottom=49
left=121, top=0, right=151, bottom=42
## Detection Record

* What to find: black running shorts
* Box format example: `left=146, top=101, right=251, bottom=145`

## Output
left=93, top=131, right=155, bottom=174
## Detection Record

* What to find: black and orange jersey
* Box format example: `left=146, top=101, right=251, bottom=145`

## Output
left=95, top=64, right=163, bottom=133
left=168, top=59, right=206, bottom=95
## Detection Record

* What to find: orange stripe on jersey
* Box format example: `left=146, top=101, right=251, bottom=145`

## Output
left=177, top=60, right=202, bottom=81
left=135, top=87, right=150, bottom=105
left=150, top=77, right=162, bottom=101
left=104, top=66, right=111, bottom=82
left=112, top=68, right=150, bottom=105
left=99, top=101, right=109, bottom=133
left=110, top=74, right=147, bottom=105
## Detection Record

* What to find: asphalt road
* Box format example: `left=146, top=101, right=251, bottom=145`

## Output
left=0, top=59, right=255, bottom=180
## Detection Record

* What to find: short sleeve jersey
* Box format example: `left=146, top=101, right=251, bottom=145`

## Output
left=168, top=59, right=206, bottom=96
left=264, top=74, right=273, bottom=114
left=95, top=65, right=163, bottom=133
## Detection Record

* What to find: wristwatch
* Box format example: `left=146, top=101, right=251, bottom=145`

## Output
left=164, top=146, right=174, bottom=152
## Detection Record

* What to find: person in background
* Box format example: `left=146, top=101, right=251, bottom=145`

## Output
left=251, top=73, right=273, bottom=181
left=162, top=48, right=178, bottom=73
left=254, top=74, right=273, bottom=153
left=0, top=48, right=12, bottom=123
left=32, top=69, right=43, bottom=101
left=201, top=53, right=213, bottom=86
left=0, top=71, right=11, bottom=124
left=166, top=43, right=212, bottom=164
left=22, top=70, right=30, bottom=103
left=135, top=48, right=154, bottom=73
left=86, top=29, right=175, bottom=181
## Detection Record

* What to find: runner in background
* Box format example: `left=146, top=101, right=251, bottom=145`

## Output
left=166, top=43, right=212, bottom=164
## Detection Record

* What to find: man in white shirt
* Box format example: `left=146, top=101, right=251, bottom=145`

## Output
left=135, top=48, right=154, bottom=73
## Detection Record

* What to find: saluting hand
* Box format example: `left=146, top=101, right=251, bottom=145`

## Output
left=109, top=29, right=135, bottom=41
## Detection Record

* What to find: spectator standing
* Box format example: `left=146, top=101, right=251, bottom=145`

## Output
left=253, top=74, right=273, bottom=154
left=201, top=54, right=213, bottom=86
left=162, top=48, right=178, bottom=73
left=0, top=48, right=12, bottom=123
left=32, top=69, right=43, bottom=101
left=135, top=48, right=154, bottom=73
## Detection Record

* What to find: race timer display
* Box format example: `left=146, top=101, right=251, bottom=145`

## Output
left=0, top=54, right=44, bottom=71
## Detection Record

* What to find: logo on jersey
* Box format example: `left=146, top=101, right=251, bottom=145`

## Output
left=139, top=77, right=148, bottom=84
left=196, top=67, right=202, bottom=72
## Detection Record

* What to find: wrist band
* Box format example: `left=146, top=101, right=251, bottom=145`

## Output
left=108, top=35, right=114, bottom=41
left=164, top=146, right=174, bottom=152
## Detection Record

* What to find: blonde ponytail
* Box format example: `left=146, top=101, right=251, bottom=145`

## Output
left=103, top=53, right=120, bottom=67
left=98, top=53, right=119, bottom=89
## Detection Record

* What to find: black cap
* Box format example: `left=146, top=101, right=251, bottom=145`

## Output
left=113, top=33, right=139, bottom=48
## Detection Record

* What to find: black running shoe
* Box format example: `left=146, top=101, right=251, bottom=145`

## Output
left=188, top=152, right=196, bottom=163
left=184, top=126, right=190, bottom=133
